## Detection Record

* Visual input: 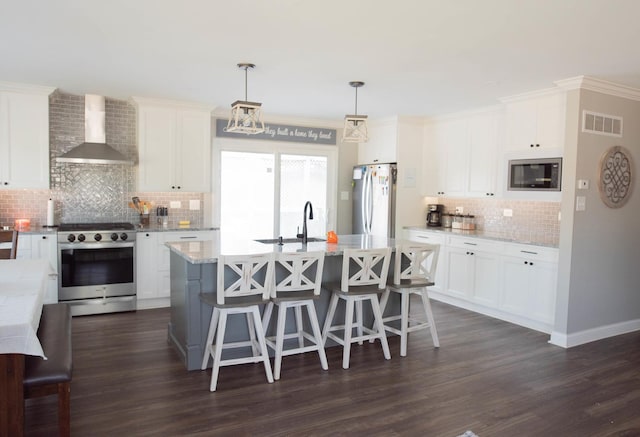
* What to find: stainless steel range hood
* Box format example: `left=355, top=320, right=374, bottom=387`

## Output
left=56, top=94, right=133, bottom=165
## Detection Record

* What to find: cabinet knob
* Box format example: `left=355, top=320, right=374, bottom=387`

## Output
left=42, top=236, right=47, bottom=239
left=3, top=182, right=8, bottom=185
left=535, top=144, right=540, bottom=147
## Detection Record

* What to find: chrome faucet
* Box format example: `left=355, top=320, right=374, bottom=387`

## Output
left=296, top=201, right=314, bottom=244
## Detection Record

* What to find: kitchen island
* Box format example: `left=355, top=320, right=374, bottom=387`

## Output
left=166, top=234, right=399, bottom=371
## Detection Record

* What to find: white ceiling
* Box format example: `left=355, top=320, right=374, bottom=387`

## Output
left=2, top=0, right=640, bottom=121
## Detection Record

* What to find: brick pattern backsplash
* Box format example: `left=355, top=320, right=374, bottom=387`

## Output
left=436, top=198, right=561, bottom=246
left=0, top=91, right=206, bottom=229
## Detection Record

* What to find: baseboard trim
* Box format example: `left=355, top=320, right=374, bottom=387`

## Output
left=137, top=297, right=170, bottom=310
left=549, top=318, right=640, bottom=348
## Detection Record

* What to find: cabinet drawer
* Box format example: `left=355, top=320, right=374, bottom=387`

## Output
left=504, top=243, right=558, bottom=262
left=405, top=230, right=446, bottom=246
left=159, top=230, right=215, bottom=244
left=448, top=236, right=504, bottom=254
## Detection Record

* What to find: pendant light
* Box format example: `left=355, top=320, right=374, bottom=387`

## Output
left=225, top=63, right=265, bottom=135
left=342, top=81, right=368, bottom=143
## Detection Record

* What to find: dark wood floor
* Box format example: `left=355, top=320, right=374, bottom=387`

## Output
left=24, top=300, right=640, bottom=436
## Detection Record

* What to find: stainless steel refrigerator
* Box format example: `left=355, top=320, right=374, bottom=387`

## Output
left=352, top=163, right=397, bottom=238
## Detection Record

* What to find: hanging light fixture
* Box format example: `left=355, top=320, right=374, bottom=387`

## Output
left=342, top=81, right=368, bottom=143
left=225, top=63, right=265, bottom=135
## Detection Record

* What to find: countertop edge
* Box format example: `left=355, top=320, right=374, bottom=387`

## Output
left=404, top=226, right=559, bottom=249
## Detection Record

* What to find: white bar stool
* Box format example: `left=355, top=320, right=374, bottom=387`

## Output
left=262, top=251, right=328, bottom=380
left=321, top=247, right=392, bottom=369
left=380, top=241, right=441, bottom=356
left=200, top=253, right=275, bottom=392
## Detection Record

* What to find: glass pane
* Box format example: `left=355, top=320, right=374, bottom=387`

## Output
left=220, top=151, right=275, bottom=240
left=280, top=154, right=327, bottom=238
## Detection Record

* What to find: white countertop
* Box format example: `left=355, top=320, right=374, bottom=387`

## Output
left=0, top=259, right=51, bottom=358
left=166, top=234, right=397, bottom=264
left=404, top=226, right=559, bottom=248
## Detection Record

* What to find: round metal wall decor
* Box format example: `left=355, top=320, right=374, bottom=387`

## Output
left=598, top=145, right=634, bottom=208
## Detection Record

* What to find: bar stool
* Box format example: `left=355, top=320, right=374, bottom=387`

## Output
left=0, top=230, right=18, bottom=259
left=379, top=241, right=441, bottom=356
left=262, top=251, right=328, bottom=380
left=200, top=253, right=275, bottom=392
left=322, top=247, right=392, bottom=369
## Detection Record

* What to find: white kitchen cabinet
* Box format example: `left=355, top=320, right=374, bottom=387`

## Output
left=444, top=236, right=503, bottom=306
left=500, top=244, right=558, bottom=327
left=16, top=232, right=58, bottom=303
left=0, top=83, right=55, bottom=189
left=133, top=97, right=212, bottom=192
left=503, top=92, right=565, bottom=152
left=136, top=229, right=217, bottom=309
left=405, top=229, right=446, bottom=294
left=357, top=118, right=397, bottom=164
left=423, top=109, right=500, bottom=198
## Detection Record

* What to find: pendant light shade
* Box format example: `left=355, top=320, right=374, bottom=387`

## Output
left=342, top=81, right=368, bottom=143
left=225, top=63, right=265, bottom=135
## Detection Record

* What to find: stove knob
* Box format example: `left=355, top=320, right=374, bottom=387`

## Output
left=77, top=234, right=86, bottom=242
left=120, top=233, right=128, bottom=241
left=94, top=233, right=102, bottom=242
left=111, top=233, right=119, bottom=241
left=67, top=234, right=76, bottom=242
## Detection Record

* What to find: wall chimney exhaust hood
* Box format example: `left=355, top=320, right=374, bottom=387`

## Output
left=56, top=94, right=133, bottom=165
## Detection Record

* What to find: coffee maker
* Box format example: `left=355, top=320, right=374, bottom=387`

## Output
left=427, top=204, right=444, bottom=227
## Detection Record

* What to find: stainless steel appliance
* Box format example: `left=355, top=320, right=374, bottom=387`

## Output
left=508, top=157, right=562, bottom=191
left=427, top=204, right=444, bottom=227
left=57, top=222, right=136, bottom=316
left=352, top=163, right=397, bottom=238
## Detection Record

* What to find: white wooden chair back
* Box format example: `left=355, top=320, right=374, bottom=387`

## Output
left=274, top=251, right=325, bottom=297
left=0, top=230, right=18, bottom=260
left=216, top=253, right=274, bottom=305
left=393, top=242, right=440, bottom=285
left=341, top=247, right=392, bottom=292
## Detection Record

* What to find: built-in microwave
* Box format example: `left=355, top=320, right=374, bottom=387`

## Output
left=508, top=157, right=562, bottom=191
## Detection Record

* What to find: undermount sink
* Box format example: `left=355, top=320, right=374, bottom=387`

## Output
left=254, top=237, right=326, bottom=244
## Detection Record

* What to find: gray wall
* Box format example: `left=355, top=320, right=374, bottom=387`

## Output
left=555, top=89, right=640, bottom=339
left=336, top=139, right=357, bottom=234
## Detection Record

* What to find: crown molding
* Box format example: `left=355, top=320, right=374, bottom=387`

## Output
left=424, top=104, right=504, bottom=123
left=0, top=81, right=56, bottom=95
left=554, top=75, right=640, bottom=101
left=499, top=86, right=563, bottom=104
left=130, top=95, right=215, bottom=112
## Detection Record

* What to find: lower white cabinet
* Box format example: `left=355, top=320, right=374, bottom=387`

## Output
left=444, top=236, right=502, bottom=306
left=404, top=228, right=558, bottom=333
left=136, top=230, right=216, bottom=309
left=500, top=244, right=558, bottom=326
left=16, top=232, right=58, bottom=304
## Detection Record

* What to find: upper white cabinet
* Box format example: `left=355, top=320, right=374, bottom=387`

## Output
left=132, top=97, right=212, bottom=192
left=503, top=92, right=565, bottom=152
left=0, top=82, right=55, bottom=189
left=423, top=108, right=501, bottom=198
left=356, top=118, right=397, bottom=164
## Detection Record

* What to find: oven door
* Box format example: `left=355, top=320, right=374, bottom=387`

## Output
left=58, top=242, right=135, bottom=301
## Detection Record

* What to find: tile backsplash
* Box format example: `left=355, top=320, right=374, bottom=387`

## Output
left=433, top=198, right=561, bottom=246
left=0, top=90, right=206, bottom=229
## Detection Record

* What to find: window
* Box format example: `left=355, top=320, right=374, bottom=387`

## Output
left=216, top=142, right=336, bottom=241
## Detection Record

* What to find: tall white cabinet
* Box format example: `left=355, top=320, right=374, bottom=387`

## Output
left=132, top=97, right=213, bottom=192
left=0, top=82, right=55, bottom=189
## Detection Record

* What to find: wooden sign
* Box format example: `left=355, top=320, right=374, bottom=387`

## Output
left=215, top=119, right=336, bottom=145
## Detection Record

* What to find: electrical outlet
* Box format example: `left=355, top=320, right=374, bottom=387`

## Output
left=170, top=201, right=181, bottom=209
left=558, top=211, right=562, bottom=221
left=503, top=208, right=513, bottom=217
left=340, top=191, right=349, bottom=201
left=455, top=206, right=463, bottom=214
left=189, top=199, right=200, bottom=210
left=576, top=196, right=586, bottom=211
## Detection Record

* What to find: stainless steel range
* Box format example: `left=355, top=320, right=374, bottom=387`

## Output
left=57, top=222, right=136, bottom=316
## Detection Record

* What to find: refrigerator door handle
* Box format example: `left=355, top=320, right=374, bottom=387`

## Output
left=366, top=169, right=374, bottom=234
left=361, top=168, right=368, bottom=233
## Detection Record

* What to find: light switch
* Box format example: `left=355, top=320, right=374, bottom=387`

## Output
left=577, top=179, right=590, bottom=189
left=576, top=196, right=586, bottom=211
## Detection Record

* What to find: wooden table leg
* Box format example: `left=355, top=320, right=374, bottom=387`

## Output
left=0, top=354, right=25, bottom=437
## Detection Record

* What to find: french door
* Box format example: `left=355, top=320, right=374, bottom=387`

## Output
left=218, top=145, right=336, bottom=241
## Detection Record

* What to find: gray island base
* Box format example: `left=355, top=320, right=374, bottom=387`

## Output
left=166, top=234, right=402, bottom=371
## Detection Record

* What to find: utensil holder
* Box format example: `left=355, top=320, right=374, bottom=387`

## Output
left=140, top=214, right=150, bottom=226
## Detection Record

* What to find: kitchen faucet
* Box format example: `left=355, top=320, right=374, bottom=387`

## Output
left=296, top=201, right=314, bottom=244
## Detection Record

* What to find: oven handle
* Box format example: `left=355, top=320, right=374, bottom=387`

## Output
left=58, top=242, right=135, bottom=249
